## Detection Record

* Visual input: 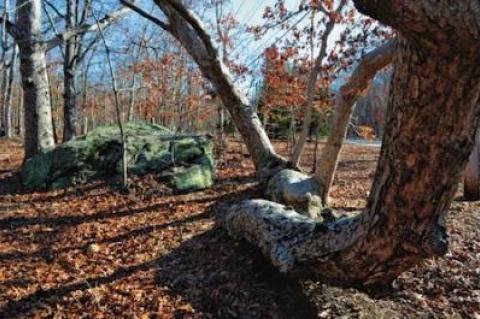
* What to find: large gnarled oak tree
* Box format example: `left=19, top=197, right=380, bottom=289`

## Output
left=124, top=0, right=480, bottom=288
left=228, top=0, right=480, bottom=287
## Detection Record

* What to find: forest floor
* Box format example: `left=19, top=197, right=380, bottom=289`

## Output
left=0, top=137, right=479, bottom=319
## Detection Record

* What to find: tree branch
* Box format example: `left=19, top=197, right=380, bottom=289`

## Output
left=42, top=0, right=66, bottom=19
left=0, top=16, right=23, bottom=40
left=119, top=0, right=170, bottom=32
left=315, top=38, right=397, bottom=204
left=45, top=7, right=130, bottom=52
left=157, top=0, right=217, bottom=57
left=353, top=0, right=480, bottom=52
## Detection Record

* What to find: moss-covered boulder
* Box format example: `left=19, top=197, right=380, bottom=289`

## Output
left=21, top=122, right=215, bottom=192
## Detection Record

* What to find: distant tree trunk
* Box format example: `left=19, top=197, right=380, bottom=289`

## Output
left=127, top=74, right=136, bottom=122
left=1, top=0, right=13, bottom=138
left=16, top=87, right=23, bottom=136
left=2, top=45, right=16, bottom=139
left=291, top=1, right=346, bottom=167
left=315, top=39, right=396, bottom=204
left=96, top=14, right=128, bottom=188
left=47, top=71, right=59, bottom=144
left=216, top=103, right=224, bottom=157
left=464, top=128, right=480, bottom=200
left=62, top=0, right=78, bottom=142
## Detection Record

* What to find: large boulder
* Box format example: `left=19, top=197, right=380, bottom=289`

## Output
left=21, top=122, right=215, bottom=192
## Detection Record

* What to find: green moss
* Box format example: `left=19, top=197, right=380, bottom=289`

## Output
left=170, top=164, right=214, bottom=193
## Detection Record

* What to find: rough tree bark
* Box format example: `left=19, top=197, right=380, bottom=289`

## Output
left=227, top=0, right=480, bottom=288
left=315, top=39, right=396, bottom=205
left=464, top=128, right=480, bottom=200
left=121, top=0, right=287, bottom=175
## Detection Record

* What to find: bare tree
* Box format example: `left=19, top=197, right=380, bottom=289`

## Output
left=291, top=0, right=347, bottom=167
left=95, top=12, right=128, bottom=188
left=120, top=0, right=287, bottom=176
left=0, top=0, right=130, bottom=158
left=3, top=45, right=17, bottom=139
left=1, top=0, right=16, bottom=139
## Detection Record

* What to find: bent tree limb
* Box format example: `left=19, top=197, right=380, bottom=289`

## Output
left=315, top=39, right=396, bottom=205
left=227, top=0, right=480, bottom=287
left=122, top=0, right=287, bottom=175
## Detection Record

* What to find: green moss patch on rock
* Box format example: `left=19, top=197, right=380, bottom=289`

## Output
left=20, top=122, right=215, bottom=192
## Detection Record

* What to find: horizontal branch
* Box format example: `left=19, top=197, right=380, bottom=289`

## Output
left=225, top=199, right=364, bottom=273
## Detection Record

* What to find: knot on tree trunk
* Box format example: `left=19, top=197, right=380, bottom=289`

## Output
left=422, top=220, right=449, bottom=257
left=265, top=169, right=322, bottom=219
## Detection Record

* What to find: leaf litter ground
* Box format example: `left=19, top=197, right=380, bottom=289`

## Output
left=0, top=138, right=479, bottom=318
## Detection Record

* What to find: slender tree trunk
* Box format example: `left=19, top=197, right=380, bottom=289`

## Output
left=216, top=103, right=224, bottom=158
left=17, top=86, right=23, bottom=136
left=1, top=0, right=11, bottom=138
left=62, top=0, right=78, bottom=142
left=291, top=3, right=344, bottom=167
left=464, top=128, right=480, bottom=200
left=315, top=40, right=396, bottom=204
left=47, top=71, right=59, bottom=144
left=2, top=46, right=16, bottom=139
left=97, top=15, right=128, bottom=188
left=5, top=46, right=17, bottom=138
left=127, top=74, right=136, bottom=122
left=2, top=67, right=11, bottom=137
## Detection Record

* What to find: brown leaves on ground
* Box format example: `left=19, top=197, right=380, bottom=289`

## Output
left=0, top=138, right=479, bottom=318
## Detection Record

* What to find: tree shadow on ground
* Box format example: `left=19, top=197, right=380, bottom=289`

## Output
left=0, top=183, right=317, bottom=318
left=153, top=227, right=318, bottom=318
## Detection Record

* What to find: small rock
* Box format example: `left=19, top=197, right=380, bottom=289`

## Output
left=87, top=243, right=101, bottom=254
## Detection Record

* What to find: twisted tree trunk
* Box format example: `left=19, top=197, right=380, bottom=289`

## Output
left=227, top=0, right=480, bottom=288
